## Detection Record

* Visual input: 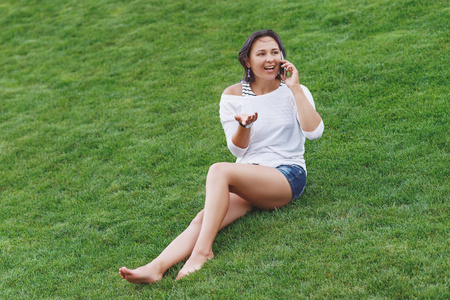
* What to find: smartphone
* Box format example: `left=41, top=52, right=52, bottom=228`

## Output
left=279, top=52, right=286, bottom=75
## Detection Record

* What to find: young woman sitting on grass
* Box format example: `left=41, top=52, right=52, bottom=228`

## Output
left=119, top=29, right=324, bottom=283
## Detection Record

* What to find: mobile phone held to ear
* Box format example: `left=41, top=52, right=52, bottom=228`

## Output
left=280, top=52, right=286, bottom=75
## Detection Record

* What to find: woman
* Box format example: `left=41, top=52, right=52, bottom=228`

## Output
left=119, top=29, right=324, bottom=283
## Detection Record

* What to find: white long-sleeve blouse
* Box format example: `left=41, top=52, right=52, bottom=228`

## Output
left=219, top=84, right=324, bottom=173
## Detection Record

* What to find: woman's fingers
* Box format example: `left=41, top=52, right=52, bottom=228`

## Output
left=281, top=60, right=300, bottom=87
left=235, top=113, right=258, bottom=125
left=248, top=112, right=258, bottom=124
left=281, top=60, right=299, bottom=76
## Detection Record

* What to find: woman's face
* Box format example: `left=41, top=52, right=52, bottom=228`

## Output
left=247, top=37, right=282, bottom=82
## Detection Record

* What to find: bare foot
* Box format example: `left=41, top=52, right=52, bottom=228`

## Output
left=119, top=263, right=163, bottom=284
left=176, top=251, right=214, bottom=280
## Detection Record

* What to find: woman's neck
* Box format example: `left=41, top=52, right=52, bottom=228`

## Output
left=250, top=78, right=281, bottom=95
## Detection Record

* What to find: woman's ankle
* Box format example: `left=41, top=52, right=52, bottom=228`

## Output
left=144, top=260, right=166, bottom=275
left=191, top=247, right=214, bottom=259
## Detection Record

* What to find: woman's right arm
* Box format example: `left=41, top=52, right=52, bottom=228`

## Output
left=232, top=113, right=258, bottom=149
left=220, top=83, right=257, bottom=157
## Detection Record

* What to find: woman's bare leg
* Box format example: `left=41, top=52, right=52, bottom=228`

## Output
left=176, top=163, right=292, bottom=279
left=119, top=193, right=252, bottom=284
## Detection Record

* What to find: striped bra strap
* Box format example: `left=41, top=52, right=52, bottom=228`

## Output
left=241, top=80, right=256, bottom=97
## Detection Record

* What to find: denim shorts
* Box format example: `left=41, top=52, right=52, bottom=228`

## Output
left=276, top=164, right=306, bottom=202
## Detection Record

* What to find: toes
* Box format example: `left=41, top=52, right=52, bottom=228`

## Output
left=120, top=267, right=131, bottom=275
left=176, top=268, right=190, bottom=280
left=119, top=267, right=133, bottom=279
left=176, top=265, right=201, bottom=280
left=176, top=271, right=187, bottom=280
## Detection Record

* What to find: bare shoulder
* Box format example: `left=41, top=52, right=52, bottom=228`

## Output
left=223, top=83, right=242, bottom=96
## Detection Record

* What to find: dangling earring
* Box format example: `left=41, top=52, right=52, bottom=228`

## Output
left=247, top=68, right=251, bottom=80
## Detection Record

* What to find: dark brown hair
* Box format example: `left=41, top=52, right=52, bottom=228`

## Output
left=238, top=29, right=286, bottom=83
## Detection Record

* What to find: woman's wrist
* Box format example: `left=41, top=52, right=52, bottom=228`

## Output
left=288, top=83, right=302, bottom=94
left=239, top=121, right=253, bottom=129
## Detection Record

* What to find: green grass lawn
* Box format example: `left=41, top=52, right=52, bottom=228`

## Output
left=1, top=0, right=448, bottom=298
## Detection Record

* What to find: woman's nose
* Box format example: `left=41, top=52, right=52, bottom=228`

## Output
left=266, top=55, right=275, bottom=62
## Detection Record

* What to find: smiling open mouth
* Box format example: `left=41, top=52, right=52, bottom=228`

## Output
left=264, top=66, right=275, bottom=70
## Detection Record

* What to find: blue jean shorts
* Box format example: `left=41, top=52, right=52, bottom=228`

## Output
left=276, top=164, right=306, bottom=202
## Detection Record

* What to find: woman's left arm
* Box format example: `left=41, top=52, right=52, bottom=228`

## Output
left=281, top=60, right=323, bottom=133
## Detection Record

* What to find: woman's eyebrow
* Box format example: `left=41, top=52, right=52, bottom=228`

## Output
left=255, top=48, right=280, bottom=53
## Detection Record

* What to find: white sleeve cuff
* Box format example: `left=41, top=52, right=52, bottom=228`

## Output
left=227, top=137, right=248, bottom=157
left=303, top=119, right=324, bottom=140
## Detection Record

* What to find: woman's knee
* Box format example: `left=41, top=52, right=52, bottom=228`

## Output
left=207, top=162, right=230, bottom=181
